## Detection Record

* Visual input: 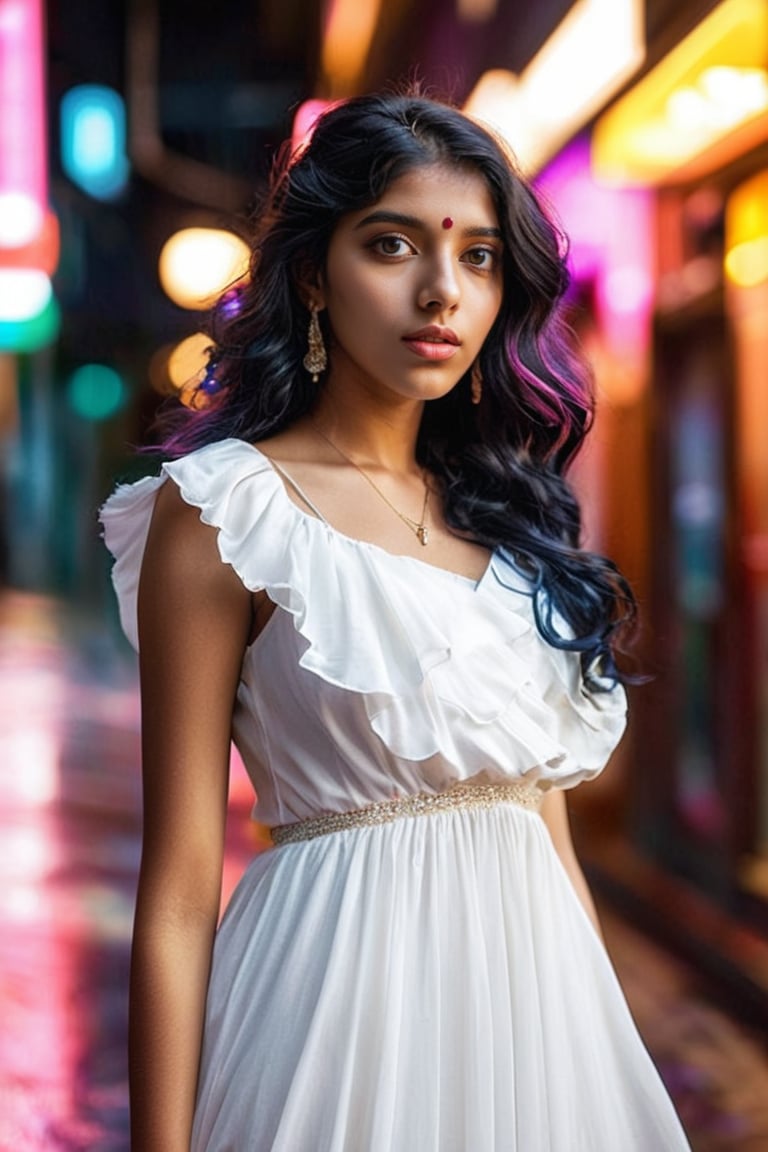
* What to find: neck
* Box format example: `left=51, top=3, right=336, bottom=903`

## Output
left=308, top=381, right=423, bottom=474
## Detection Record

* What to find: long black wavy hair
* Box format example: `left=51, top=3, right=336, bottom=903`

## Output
left=158, top=92, right=637, bottom=686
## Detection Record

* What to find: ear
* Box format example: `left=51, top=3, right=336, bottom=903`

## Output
left=294, top=258, right=326, bottom=311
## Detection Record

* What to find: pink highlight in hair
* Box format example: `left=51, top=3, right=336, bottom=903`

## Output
left=506, top=324, right=592, bottom=462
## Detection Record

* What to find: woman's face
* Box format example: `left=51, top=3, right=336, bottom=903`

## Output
left=316, top=162, right=504, bottom=405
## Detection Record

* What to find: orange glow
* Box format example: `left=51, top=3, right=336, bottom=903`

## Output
left=0, top=206, right=59, bottom=272
left=464, top=71, right=522, bottom=152
left=593, top=0, right=768, bottom=185
left=158, top=227, right=249, bottom=310
left=725, top=169, right=768, bottom=286
left=321, top=0, right=381, bottom=97
left=457, top=0, right=498, bottom=20
left=726, top=238, right=768, bottom=286
left=167, top=331, right=211, bottom=394
left=465, top=0, right=644, bottom=172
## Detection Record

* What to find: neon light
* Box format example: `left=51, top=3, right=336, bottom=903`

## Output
left=291, top=100, right=335, bottom=153
left=60, top=85, right=129, bottom=200
left=0, top=208, right=58, bottom=273
left=0, top=0, right=47, bottom=237
left=0, top=191, right=42, bottom=246
left=537, top=136, right=653, bottom=368
left=593, top=0, right=768, bottom=184
left=322, top=0, right=381, bottom=96
left=726, top=238, right=768, bottom=285
left=0, top=268, right=50, bottom=320
left=465, top=0, right=644, bottom=172
left=725, top=169, right=768, bottom=286
left=0, top=292, right=59, bottom=351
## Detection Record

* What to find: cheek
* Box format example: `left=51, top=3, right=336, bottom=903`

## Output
left=326, top=272, right=397, bottom=339
left=472, top=286, right=503, bottom=343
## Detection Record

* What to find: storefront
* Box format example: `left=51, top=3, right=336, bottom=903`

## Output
left=461, top=0, right=768, bottom=1021
left=583, top=0, right=768, bottom=1017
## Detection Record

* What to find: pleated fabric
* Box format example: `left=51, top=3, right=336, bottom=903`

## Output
left=100, top=439, right=692, bottom=1151
left=192, top=806, right=690, bottom=1151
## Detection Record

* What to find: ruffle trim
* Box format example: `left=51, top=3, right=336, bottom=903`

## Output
left=100, top=439, right=626, bottom=787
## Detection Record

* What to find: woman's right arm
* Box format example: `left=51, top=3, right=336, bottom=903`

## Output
left=130, top=481, right=252, bottom=1152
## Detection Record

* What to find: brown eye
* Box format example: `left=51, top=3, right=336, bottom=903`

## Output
left=372, top=234, right=413, bottom=257
left=463, top=247, right=498, bottom=269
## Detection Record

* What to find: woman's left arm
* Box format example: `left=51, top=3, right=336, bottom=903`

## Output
left=539, top=789, right=604, bottom=943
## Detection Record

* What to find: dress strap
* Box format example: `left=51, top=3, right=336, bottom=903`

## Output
left=267, top=458, right=329, bottom=524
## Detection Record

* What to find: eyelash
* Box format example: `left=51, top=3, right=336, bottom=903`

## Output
left=369, top=234, right=500, bottom=269
left=463, top=247, right=498, bottom=269
left=370, top=233, right=414, bottom=257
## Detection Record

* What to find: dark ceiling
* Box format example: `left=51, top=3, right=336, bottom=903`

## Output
left=44, top=0, right=719, bottom=388
left=47, top=0, right=580, bottom=200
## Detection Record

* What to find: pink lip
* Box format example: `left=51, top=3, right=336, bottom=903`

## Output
left=402, top=325, right=461, bottom=361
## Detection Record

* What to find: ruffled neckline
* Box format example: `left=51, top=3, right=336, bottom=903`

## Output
left=100, top=437, right=627, bottom=789
left=238, top=440, right=495, bottom=593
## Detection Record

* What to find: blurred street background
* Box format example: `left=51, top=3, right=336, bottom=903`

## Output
left=2, top=0, right=768, bottom=1148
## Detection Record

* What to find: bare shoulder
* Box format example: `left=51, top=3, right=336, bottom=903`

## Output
left=142, top=477, right=247, bottom=600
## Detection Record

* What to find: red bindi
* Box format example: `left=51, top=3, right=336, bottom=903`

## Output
left=442, top=216, right=454, bottom=229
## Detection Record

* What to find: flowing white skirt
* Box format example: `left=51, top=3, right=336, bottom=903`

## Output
left=191, top=804, right=691, bottom=1151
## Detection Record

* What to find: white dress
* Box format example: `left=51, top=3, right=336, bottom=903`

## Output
left=101, top=438, right=692, bottom=1151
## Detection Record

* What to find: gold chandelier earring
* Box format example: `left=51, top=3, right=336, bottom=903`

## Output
left=303, top=304, right=328, bottom=383
left=471, top=361, right=483, bottom=405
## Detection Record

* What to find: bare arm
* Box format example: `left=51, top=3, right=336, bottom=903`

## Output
left=130, top=481, right=252, bottom=1152
left=539, top=788, right=604, bottom=943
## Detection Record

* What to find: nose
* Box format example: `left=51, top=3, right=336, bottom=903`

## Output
left=417, top=253, right=460, bottom=313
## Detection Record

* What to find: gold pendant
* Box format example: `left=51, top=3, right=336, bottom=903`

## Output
left=417, top=524, right=429, bottom=546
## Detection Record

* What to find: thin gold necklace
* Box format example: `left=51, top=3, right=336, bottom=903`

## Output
left=313, top=425, right=430, bottom=546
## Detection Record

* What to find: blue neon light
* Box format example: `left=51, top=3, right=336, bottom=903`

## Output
left=60, top=85, right=130, bottom=200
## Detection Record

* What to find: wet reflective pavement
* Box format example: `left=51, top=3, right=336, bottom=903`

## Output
left=1, top=591, right=767, bottom=1151
left=0, top=593, right=137, bottom=1150
left=0, top=592, right=264, bottom=1151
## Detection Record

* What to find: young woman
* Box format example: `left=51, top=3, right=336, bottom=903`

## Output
left=102, top=93, right=692, bottom=1151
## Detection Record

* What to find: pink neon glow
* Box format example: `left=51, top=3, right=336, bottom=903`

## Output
left=536, top=135, right=654, bottom=356
left=291, top=100, right=336, bottom=154
left=0, top=0, right=47, bottom=227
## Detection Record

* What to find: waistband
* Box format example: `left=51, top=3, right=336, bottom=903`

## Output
left=270, top=780, right=543, bottom=846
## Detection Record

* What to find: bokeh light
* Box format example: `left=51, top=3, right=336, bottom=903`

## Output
left=0, top=268, right=51, bottom=321
left=158, top=228, right=249, bottom=310
left=0, top=292, right=59, bottom=352
left=725, top=168, right=768, bottom=286
left=0, top=192, right=43, bottom=247
left=725, top=237, right=768, bottom=286
left=66, top=363, right=127, bottom=421
left=167, top=332, right=211, bottom=391
left=593, top=0, right=768, bottom=183
left=60, top=85, right=130, bottom=200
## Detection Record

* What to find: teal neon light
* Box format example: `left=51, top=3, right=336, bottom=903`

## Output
left=60, top=85, right=129, bottom=200
left=0, top=296, right=60, bottom=352
left=66, top=363, right=127, bottom=420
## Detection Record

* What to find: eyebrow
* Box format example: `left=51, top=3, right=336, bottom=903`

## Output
left=354, top=210, right=502, bottom=239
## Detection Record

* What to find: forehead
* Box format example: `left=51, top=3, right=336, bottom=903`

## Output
left=350, top=163, right=500, bottom=228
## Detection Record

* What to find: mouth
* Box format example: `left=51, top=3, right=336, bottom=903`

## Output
left=402, top=325, right=461, bottom=362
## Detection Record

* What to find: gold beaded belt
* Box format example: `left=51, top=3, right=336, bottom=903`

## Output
left=270, top=780, right=543, bottom=846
